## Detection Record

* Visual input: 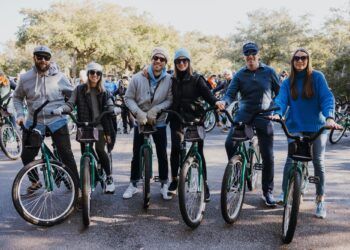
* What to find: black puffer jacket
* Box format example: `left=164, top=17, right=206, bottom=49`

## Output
left=171, top=72, right=218, bottom=123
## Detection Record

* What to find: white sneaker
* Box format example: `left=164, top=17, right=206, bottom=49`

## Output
left=123, top=183, right=138, bottom=199
left=160, top=184, right=172, bottom=200
left=105, top=176, right=115, bottom=194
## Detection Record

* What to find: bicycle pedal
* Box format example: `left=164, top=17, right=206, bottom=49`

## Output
left=254, top=163, right=263, bottom=170
left=153, top=176, right=160, bottom=182
left=308, top=176, right=320, bottom=184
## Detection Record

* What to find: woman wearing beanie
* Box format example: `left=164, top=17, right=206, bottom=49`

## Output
left=271, top=48, right=341, bottom=218
left=168, top=48, right=221, bottom=202
left=53, top=62, right=119, bottom=194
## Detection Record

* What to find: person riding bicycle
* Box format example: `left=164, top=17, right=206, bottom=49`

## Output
left=270, top=48, right=341, bottom=218
left=167, top=48, right=221, bottom=202
left=116, top=77, right=135, bottom=134
left=0, top=71, right=16, bottom=126
left=53, top=62, right=119, bottom=194
left=12, top=45, right=79, bottom=192
left=216, top=41, right=280, bottom=207
left=123, top=47, right=173, bottom=200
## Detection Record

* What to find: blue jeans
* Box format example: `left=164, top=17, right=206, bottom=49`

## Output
left=282, top=132, right=327, bottom=196
left=225, top=117, right=275, bottom=194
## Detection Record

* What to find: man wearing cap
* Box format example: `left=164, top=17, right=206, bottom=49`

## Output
left=123, top=47, right=173, bottom=200
left=12, top=45, right=79, bottom=192
left=217, top=41, right=280, bottom=207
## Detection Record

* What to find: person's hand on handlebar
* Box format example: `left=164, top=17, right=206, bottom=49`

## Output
left=215, top=101, right=226, bottom=110
left=326, top=118, right=343, bottom=130
left=136, top=110, right=148, bottom=125
left=267, top=114, right=281, bottom=121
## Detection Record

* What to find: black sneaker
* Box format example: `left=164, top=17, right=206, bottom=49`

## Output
left=205, top=182, right=211, bottom=203
left=262, top=192, right=276, bottom=207
left=168, top=179, right=178, bottom=195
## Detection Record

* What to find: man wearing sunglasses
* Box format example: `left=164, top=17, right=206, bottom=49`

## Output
left=217, top=41, right=280, bottom=207
left=12, top=45, right=79, bottom=192
left=123, top=47, right=173, bottom=200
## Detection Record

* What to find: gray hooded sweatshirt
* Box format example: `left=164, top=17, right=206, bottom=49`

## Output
left=13, top=63, right=73, bottom=125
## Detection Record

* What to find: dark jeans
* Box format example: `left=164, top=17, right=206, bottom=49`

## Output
left=130, top=126, right=168, bottom=184
left=170, top=120, right=207, bottom=181
left=121, top=107, right=134, bottom=130
left=81, top=131, right=111, bottom=176
left=225, top=117, right=274, bottom=194
left=22, top=125, right=79, bottom=183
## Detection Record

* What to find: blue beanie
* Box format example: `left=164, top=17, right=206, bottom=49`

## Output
left=174, top=48, right=191, bottom=62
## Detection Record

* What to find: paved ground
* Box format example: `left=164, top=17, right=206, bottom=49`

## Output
left=0, top=126, right=349, bottom=250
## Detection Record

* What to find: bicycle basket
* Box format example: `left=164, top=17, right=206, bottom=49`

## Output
left=231, top=124, right=254, bottom=142
left=184, top=126, right=205, bottom=142
left=23, top=129, right=43, bottom=148
left=138, top=124, right=157, bottom=135
left=76, top=127, right=99, bottom=143
left=288, top=140, right=313, bottom=162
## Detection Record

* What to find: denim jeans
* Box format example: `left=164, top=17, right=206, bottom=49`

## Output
left=225, top=117, right=275, bottom=194
left=282, top=131, right=327, bottom=196
left=130, top=126, right=168, bottom=184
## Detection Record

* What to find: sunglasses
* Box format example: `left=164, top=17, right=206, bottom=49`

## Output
left=35, top=55, right=51, bottom=61
left=293, top=56, right=308, bottom=62
left=244, top=50, right=257, bottom=56
left=88, top=70, right=102, bottom=76
left=152, top=56, right=166, bottom=63
left=175, top=58, right=189, bottom=65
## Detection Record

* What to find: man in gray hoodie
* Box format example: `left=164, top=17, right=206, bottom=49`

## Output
left=13, top=45, right=78, bottom=192
left=123, top=47, right=173, bottom=200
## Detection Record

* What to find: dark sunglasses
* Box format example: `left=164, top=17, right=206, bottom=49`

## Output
left=35, top=54, right=51, bottom=61
left=88, top=70, right=102, bottom=76
left=175, top=58, right=189, bottom=65
left=244, top=50, right=257, bottom=56
left=293, top=56, right=308, bottom=62
left=152, top=55, right=166, bottom=63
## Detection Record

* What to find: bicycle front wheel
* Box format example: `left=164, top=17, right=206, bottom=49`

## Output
left=204, top=110, right=216, bottom=133
left=282, top=168, right=301, bottom=244
left=178, top=156, right=205, bottom=228
left=0, top=123, right=22, bottom=160
left=221, top=155, right=246, bottom=224
left=142, top=148, right=151, bottom=209
left=12, top=159, right=78, bottom=226
left=82, top=157, right=91, bottom=226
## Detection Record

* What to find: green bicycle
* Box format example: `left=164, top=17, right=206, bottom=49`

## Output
left=162, top=107, right=214, bottom=228
left=12, top=100, right=78, bottom=226
left=220, top=108, right=276, bottom=224
left=65, top=110, right=114, bottom=226
left=0, top=95, right=22, bottom=160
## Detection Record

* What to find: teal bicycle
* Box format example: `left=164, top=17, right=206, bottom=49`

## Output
left=65, top=110, right=114, bottom=226
left=12, top=100, right=78, bottom=226
left=220, top=107, right=277, bottom=224
left=162, top=107, right=214, bottom=228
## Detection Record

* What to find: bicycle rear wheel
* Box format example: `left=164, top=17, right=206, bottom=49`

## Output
left=247, top=137, right=260, bottom=191
left=282, top=168, right=301, bottom=244
left=178, top=156, right=205, bottom=228
left=221, top=155, right=246, bottom=224
left=12, top=159, right=78, bottom=226
left=142, top=148, right=151, bottom=209
left=0, top=123, right=22, bottom=160
left=82, top=157, right=91, bottom=226
left=329, top=116, right=347, bottom=144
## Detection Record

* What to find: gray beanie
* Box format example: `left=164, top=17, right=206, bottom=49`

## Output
left=151, top=47, right=169, bottom=63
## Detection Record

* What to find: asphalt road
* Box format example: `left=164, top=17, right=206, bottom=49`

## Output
left=0, top=126, right=349, bottom=250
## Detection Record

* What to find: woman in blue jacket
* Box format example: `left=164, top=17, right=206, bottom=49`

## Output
left=272, top=48, right=341, bottom=218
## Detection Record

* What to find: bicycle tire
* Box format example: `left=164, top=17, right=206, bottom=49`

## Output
left=247, top=137, right=260, bottom=191
left=221, top=155, right=246, bottom=224
left=142, top=148, right=151, bottom=209
left=82, top=157, right=91, bottom=226
left=0, top=123, right=22, bottom=160
left=178, top=156, right=205, bottom=228
left=204, top=110, right=216, bottom=133
left=12, top=159, right=78, bottom=226
left=329, top=116, right=347, bottom=144
left=282, top=168, right=301, bottom=244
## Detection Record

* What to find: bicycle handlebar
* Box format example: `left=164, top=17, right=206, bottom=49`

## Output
left=161, top=106, right=216, bottom=126
left=61, top=110, right=114, bottom=127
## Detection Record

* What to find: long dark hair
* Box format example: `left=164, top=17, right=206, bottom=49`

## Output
left=173, top=60, right=193, bottom=78
left=289, top=48, right=314, bottom=100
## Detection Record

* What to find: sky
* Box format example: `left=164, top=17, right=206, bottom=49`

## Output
left=0, top=0, right=349, bottom=52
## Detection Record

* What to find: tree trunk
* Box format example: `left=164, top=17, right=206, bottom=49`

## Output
left=71, top=50, right=78, bottom=79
